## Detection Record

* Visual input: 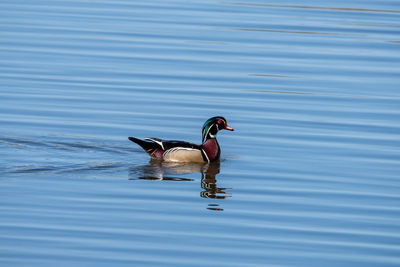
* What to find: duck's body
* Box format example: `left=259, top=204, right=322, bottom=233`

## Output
left=129, top=116, right=233, bottom=163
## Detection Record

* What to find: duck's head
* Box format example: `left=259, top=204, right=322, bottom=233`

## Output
left=202, top=116, right=234, bottom=142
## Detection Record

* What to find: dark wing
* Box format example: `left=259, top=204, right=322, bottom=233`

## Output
left=162, top=140, right=201, bottom=150
left=146, top=138, right=201, bottom=150
left=129, top=137, right=203, bottom=159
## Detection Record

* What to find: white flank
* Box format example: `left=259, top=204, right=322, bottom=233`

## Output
left=163, top=147, right=204, bottom=162
left=164, top=147, right=198, bottom=155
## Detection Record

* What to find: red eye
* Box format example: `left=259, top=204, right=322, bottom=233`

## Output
left=218, top=119, right=222, bottom=124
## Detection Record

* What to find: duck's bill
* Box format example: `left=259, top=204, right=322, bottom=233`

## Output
left=224, top=125, right=234, bottom=131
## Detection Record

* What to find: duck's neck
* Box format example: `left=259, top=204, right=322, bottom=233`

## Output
left=201, top=138, right=220, bottom=162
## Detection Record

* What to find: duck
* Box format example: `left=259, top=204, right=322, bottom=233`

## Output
left=128, top=116, right=234, bottom=163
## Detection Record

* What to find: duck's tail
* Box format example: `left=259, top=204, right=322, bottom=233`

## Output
left=128, top=137, right=158, bottom=156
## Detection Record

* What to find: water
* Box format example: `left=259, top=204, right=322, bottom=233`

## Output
left=1, top=0, right=400, bottom=266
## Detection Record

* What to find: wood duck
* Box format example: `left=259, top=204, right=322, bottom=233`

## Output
left=128, top=116, right=234, bottom=163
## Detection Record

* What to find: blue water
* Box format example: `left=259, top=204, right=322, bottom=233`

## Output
left=1, top=0, right=400, bottom=266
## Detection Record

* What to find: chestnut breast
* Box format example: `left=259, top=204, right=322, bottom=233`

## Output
left=201, top=139, right=220, bottom=161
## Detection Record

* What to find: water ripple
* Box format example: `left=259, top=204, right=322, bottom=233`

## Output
left=1, top=0, right=400, bottom=266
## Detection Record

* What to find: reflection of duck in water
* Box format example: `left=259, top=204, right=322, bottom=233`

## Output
left=199, top=162, right=230, bottom=200
left=128, top=116, right=233, bottom=163
left=129, top=160, right=231, bottom=201
left=129, top=160, right=205, bottom=181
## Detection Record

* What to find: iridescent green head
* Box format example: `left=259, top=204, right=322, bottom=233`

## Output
left=202, top=116, right=234, bottom=142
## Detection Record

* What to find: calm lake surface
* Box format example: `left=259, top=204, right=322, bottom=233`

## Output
left=1, top=0, right=400, bottom=266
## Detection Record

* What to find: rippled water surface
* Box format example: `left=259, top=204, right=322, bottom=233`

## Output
left=1, top=0, right=400, bottom=266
